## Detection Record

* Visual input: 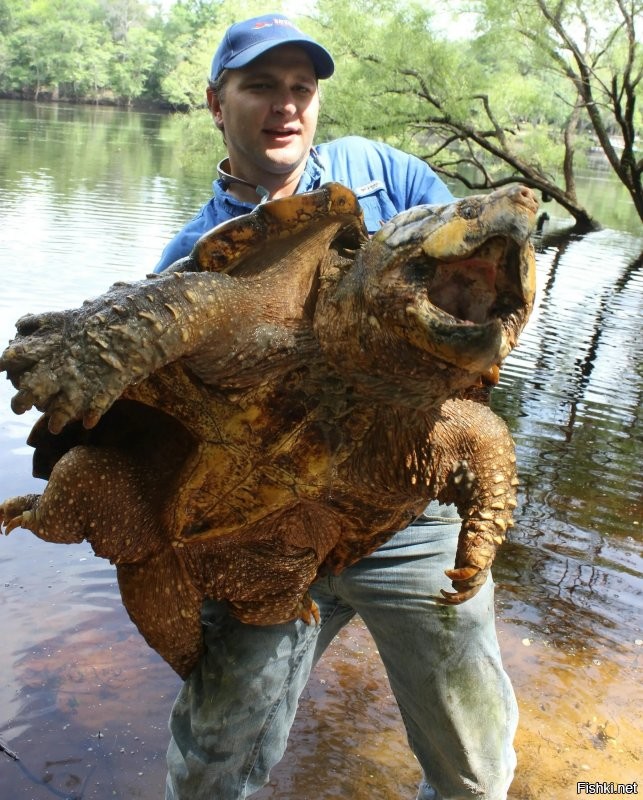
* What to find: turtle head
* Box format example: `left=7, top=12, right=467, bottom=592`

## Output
left=316, top=184, right=537, bottom=403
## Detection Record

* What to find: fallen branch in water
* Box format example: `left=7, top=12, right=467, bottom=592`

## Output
left=0, top=738, right=19, bottom=760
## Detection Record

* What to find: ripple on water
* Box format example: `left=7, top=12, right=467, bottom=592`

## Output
left=0, top=100, right=641, bottom=799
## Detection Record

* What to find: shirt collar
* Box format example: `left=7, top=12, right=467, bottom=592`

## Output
left=212, top=178, right=255, bottom=217
left=296, top=147, right=324, bottom=193
left=211, top=148, right=325, bottom=216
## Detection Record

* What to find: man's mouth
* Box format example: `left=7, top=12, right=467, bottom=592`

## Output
left=263, top=127, right=300, bottom=140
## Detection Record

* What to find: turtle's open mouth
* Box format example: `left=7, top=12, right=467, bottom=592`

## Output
left=420, top=235, right=528, bottom=325
left=403, top=233, right=535, bottom=372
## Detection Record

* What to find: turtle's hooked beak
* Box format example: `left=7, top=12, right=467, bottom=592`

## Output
left=374, top=185, right=538, bottom=374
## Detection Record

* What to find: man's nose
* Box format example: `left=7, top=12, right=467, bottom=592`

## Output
left=271, top=94, right=296, bottom=114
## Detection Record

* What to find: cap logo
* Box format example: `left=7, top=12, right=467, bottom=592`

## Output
left=252, top=18, right=299, bottom=31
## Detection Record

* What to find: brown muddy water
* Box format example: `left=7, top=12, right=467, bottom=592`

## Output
left=0, top=100, right=641, bottom=799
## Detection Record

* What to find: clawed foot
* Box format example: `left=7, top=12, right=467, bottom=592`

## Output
left=0, top=495, right=39, bottom=535
left=439, top=565, right=489, bottom=604
left=0, top=308, right=131, bottom=433
left=0, top=280, right=180, bottom=434
left=296, top=592, right=320, bottom=625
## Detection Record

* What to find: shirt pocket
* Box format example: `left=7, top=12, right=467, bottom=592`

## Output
left=354, top=181, right=400, bottom=233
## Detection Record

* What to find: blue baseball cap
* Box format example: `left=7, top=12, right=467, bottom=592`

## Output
left=210, top=14, right=335, bottom=81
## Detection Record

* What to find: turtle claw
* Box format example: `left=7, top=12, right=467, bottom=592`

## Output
left=444, top=565, right=480, bottom=582
left=296, top=593, right=320, bottom=625
left=2, top=512, right=30, bottom=535
left=82, top=408, right=103, bottom=431
left=438, top=564, right=488, bottom=605
left=439, top=586, right=482, bottom=604
left=48, top=410, right=70, bottom=435
left=10, top=387, right=36, bottom=416
left=0, top=495, right=39, bottom=535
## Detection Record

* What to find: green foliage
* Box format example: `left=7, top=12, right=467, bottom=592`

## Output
left=111, top=26, right=162, bottom=103
left=309, top=0, right=457, bottom=146
left=146, top=0, right=224, bottom=104
left=306, top=0, right=576, bottom=179
left=0, top=0, right=229, bottom=104
left=159, top=106, right=228, bottom=174
left=157, top=26, right=213, bottom=108
left=2, top=0, right=109, bottom=96
left=0, top=0, right=639, bottom=224
left=156, top=0, right=295, bottom=107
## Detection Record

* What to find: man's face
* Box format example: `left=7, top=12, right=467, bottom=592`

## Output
left=208, top=45, right=320, bottom=196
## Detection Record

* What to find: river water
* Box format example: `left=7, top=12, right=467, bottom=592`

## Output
left=0, top=100, right=641, bottom=799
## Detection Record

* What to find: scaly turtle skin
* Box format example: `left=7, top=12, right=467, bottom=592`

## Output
left=0, top=183, right=537, bottom=678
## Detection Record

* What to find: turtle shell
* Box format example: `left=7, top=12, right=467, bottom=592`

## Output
left=0, top=183, right=539, bottom=677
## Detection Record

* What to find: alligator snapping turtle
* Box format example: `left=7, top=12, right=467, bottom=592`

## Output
left=0, top=183, right=537, bottom=678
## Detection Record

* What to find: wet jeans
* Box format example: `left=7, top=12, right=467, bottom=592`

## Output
left=165, top=504, right=518, bottom=799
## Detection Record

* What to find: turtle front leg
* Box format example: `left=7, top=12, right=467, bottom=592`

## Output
left=430, top=398, right=519, bottom=604
left=0, top=271, right=252, bottom=433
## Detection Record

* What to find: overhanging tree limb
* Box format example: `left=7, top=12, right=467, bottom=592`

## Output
left=397, top=71, right=600, bottom=230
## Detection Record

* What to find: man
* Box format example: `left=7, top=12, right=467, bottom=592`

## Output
left=156, top=14, right=518, bottom=800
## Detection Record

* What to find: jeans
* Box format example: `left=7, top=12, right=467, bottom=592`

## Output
left=165, top=503, right=518, bottom=800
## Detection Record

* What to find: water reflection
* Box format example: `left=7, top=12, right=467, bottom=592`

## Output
left=0, top=100, right=641, bottom=799
left=492, top=227, right=643, bottom=674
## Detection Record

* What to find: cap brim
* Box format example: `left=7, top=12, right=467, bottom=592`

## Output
left=224, top=39, right=334, bottom=79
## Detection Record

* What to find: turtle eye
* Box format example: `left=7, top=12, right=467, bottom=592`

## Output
left=459, top=203, right=480, bottom=220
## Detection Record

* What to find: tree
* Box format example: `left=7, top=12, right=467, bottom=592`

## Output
left=156, top=0, right=295, bottom=108
left=310, top=0, right=642, bottom=231
left=1, top=0, right=114, bottom=100
left=109, top=25, right=161, bottom=104
left=144, top=0, right=225, bottom=105
left=473, top=0, right=643, bottom=227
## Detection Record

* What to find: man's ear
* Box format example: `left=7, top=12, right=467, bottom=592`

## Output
left=206, top=87, right=224, bottom=132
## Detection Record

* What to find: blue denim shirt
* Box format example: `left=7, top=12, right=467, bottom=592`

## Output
left=153, top=135, right=454, bottom=272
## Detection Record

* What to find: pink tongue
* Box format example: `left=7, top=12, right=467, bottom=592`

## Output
left=449, top=258, right=497, bottom=289
left=427, top=259, right=498, bottom=323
